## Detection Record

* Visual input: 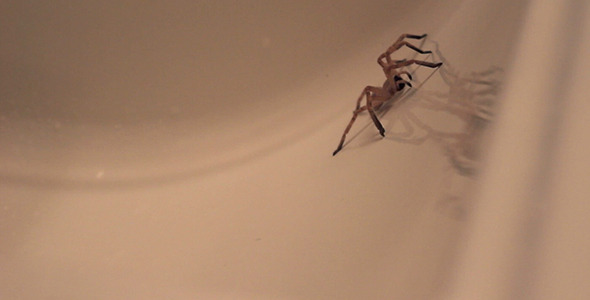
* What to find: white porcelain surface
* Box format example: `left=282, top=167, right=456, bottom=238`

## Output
left=3, top=0, right=590, bottom=299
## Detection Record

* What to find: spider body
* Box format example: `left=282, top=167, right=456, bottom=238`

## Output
left=332, top=34, right=442, bottom=156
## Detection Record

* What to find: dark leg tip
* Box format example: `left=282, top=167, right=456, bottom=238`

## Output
left=436, top=62, right=443, bottom=67
left=332, top=147, right=342, bottom=156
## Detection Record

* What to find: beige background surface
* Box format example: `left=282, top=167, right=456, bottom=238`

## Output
left=2, top=0, right=589, bottom=299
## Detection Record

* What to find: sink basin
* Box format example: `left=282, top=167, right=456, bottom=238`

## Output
left=5, top=0, right=589, bottom=299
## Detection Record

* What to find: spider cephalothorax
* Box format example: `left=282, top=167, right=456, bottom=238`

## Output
left=332, top=34, right=442, bottom=156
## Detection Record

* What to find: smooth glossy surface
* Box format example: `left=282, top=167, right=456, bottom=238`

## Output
left=7, top=0, right=590, bottom=299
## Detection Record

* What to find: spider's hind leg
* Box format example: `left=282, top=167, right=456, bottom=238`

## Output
left=332, top=105, right=367, bottom=156
left=378, top=34, right=433, bottom=68
left=393, top=33, right=428, bottom=45
left=404, top=59, right=443, bottom=69
left=333, top=86, right=388, bottom=156
left=404, top=33, right=428, bottom=39
left=386, top=59, right=443, bottom=74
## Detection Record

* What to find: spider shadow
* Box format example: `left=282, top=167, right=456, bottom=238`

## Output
left=378, top=41, right=504, bottom=220
left=378, top=43, right=503, bottom=167
left=343, top=38, right=505, bottom=220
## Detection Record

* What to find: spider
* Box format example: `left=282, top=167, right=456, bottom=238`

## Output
left=332, top=34, right=442, bottom=156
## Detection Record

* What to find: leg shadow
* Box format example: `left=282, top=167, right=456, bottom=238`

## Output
left=379, top=41, right=504, bottom=219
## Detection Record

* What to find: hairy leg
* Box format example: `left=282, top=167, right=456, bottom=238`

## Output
left=378, top=33, right=431, bottom=68
left=387, top=59, right=443, bottom=71
left=333, top=105, right=368, bottom=156
left=333, top=86, right=388, bottom=155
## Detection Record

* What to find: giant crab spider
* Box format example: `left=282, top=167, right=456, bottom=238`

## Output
left=332, top=33, right=442, bottom=156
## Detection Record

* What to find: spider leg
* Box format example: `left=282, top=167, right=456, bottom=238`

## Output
left=386, top=59, right=442, bottom=73
left=386, top=34, right=428, bottom=54
left=402, top=33, right=428, bottom=40
left=387, top=33, right=428, bottom=46
left=399, top=41, right=433, bottom=55
left=397, top=70, right=413, bottom=81
left=333, top=105, right=368, bottom=156
left=378, top=41, right=433, bottom=65
left=333, top=86, right=388, bottom=156
left=379, top=42, right=432, bottom=68
left=378, top=33, right=431, bottom=68
left=367, top=93, right=387, bottom=137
